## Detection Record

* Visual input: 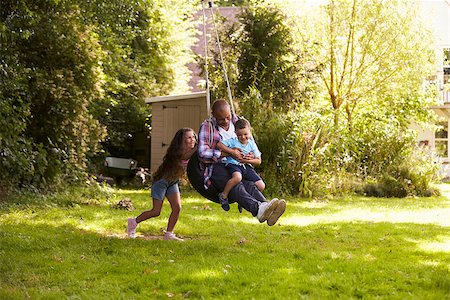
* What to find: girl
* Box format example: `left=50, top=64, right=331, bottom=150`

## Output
left=127, top=128, right=197, bottom=241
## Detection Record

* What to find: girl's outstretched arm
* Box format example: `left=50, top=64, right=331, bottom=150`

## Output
left=182, top=145, right=198, bottom=160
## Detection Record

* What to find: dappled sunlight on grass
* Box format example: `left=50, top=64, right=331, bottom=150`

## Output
left=298, top=200, right=331, bottom=209
left=190, top=269, right=224, bottom=280
left=277, top=267, right=297, bottom=275
left=185, top=198, right=211, bottom=204
left=187, top=213, right=249, bottom=224
left=114, top=189, right=150, bottom=195
left=0, top=206, right=127, bottom=237
left=188, top=213, right=221, bottom=222
left=283, top=207, right=450, bottom=227
left=420, top=260, right=441, bottom=268
left=436, top=183, right=450, bottom=195
left=414, top=235, right=450, bottom=253
left=185, top=196, right=449, bottom=228
left=2, top=187, right=450, bottom=299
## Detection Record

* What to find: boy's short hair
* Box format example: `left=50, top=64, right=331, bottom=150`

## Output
left=235, top=118, right=250, bottom=130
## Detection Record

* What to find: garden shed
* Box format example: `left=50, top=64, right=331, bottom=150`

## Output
left=145, top=91, right=208, bottom=172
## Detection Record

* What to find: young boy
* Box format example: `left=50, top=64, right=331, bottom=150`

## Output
left=217, top=118, right=265, bottom=211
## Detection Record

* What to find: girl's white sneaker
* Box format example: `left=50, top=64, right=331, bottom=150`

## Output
left=127, top=218, right=137, bottom=238
left=164, top=231, right=184, bottom=241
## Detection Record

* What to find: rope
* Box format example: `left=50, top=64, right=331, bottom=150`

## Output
left=204, top=0, right=236, bottom=116
left=201, top=0, right=211, bottom=115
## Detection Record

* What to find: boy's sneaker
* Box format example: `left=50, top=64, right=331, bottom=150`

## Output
left=219, top=193, right=230, bottom=211
left=164, top=231, right=184, bottom=241
left=127, top=218, right=137, bottom=238
left=267, top=199, right=286, bottom=226
left=257, top=199, right=277, bottom=223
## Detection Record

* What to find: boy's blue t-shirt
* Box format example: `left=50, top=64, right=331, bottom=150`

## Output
left=222, top=137, right=261, bottom=165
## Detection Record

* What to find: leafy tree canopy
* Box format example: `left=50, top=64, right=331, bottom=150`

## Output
left=0, top=0, right=196, bottom=190
left=297, top=0, right=436, bottom=129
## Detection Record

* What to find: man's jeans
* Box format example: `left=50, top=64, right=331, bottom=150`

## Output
left=211, top=163, right=266, bottom=216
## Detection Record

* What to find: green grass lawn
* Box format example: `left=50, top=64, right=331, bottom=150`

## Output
left=1, top=184, right=449, bottom=299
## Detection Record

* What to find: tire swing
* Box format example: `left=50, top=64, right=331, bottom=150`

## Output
left=187, top=0, right=236, bottom=204
left=187, top=154, right=220, bottom=203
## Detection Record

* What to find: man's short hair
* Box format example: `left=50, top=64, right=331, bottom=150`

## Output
left=212, top=99, right=229, bottom=113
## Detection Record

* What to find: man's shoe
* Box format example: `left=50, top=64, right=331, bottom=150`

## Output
left=127, top=218, right=137, bottom=238
left=164, top=231, right=184, bottom=241
left=267, top=199, right=286, bottom=226
left=257, top=199, right=277, bottom=223
left=219, top=193, right=230, bottom=211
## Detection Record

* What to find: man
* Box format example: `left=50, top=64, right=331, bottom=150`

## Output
left=197, top=99, right=286, bottom=226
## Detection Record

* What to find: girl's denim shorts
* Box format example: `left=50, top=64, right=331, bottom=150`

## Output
left=151, top=178, right=180, bottom=200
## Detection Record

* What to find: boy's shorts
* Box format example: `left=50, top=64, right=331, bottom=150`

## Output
left=151, top=178, right=180, bottom=200
left=225, top=164, right=262, bottom=182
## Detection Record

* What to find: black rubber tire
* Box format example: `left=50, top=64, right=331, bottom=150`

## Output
left=186, top=153, right=220, bottom=203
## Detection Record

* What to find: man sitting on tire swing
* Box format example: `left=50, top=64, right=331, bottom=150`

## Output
left=197, top=99, right=286, bottom=226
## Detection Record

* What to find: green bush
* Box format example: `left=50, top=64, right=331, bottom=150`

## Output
left=204, top=2, right=318, bottom=109
left=237, top=4, right=304, bottom=108
left=0, top=56, right=39, bottom=188
left=0, top=180, right=115, bottom=208
left=362, top=148, right=440, bottom=198
left=200, top=1, right=439, bottom=198
left=240, top=88, right=326, bottom=197
left=244, top=97, right=440, bottom=198
left=364, top=174, right=408, bottom=198
left=83, top=0, right=195, bottom=157
left=1, top=0, right=105, bottom=190
left=1, top=0, right=195, bottom=193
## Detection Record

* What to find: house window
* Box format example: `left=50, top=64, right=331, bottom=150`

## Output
left=435, top=120, right=448, bottom=158
left=444, top=48, right=450, bottom=85
left=444, top=48, right=450, bottom=66
left=445, top=68, right=450, bottom=85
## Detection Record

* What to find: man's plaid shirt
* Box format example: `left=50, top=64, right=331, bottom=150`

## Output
left=198, top=113, right=239, bottom=188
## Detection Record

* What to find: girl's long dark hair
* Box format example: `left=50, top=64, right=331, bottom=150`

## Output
left=153, top=128, right=195, bottom=182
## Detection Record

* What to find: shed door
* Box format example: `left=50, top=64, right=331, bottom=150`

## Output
left=162, top=105, right=201, bottom=148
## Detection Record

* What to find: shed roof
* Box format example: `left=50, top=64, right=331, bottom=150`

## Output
left=144, top=91, right=207, bottom=104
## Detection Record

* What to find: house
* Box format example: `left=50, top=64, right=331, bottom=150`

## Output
left=414, top=0, right=450, bottom=175
left=187, top=6, right=240, bottom=92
